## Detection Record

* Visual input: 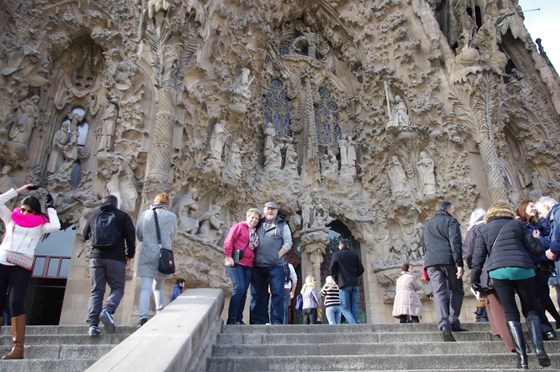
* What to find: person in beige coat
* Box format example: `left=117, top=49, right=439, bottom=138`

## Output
left=392, top=263, right=423, bottom=323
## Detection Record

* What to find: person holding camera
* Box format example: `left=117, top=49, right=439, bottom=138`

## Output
left=0, top=184, right=60, bottom=359
left=224, top=208, right=260, bottom=325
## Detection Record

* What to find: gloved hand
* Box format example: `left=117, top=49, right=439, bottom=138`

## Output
left=45, top=193, right=54, bottom=209
left=471, top=282, right=483, bottom=293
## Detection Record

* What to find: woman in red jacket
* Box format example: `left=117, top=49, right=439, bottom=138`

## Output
left=223, top=208, right=260, bottom=325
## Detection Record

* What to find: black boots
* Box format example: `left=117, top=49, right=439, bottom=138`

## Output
left=527, top=312, right=551, bottom=367
left=507, top=321, right=528, bottom=369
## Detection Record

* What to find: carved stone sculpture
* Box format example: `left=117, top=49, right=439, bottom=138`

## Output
left=9, top=95, right=39, bottom=146
left=388, top=156, right=411, bottom=199
left=416, top=151, right=436, bottom=196
left=98, top=102, right=117, bottom=153
left=209, top=120, right=228, bottom=161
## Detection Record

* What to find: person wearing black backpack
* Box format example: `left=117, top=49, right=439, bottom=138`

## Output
left=83, top=195, right=136, bottom=336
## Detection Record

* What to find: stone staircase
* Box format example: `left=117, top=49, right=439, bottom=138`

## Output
left=205, top=323, right=560, bottom=371
left=0, top=325, right=135, bottom=372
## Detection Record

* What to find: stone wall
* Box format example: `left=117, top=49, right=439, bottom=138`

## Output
left=0, top=0, right=558, bottom=324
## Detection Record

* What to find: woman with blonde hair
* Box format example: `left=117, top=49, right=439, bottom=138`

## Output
left=301, top=275, right=320, bottom=324
left=392, top=263, right=422, bottom=323
left=321, top=276, right=341, bottom=324
left=136, top=192, right=178, bottom=326
left=223, top=208, right=260, bottom=325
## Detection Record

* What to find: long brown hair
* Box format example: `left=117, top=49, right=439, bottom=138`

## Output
left=516, top=199, right=536, bottom=223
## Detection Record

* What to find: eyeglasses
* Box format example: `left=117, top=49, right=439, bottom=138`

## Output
left=20, top=207, right=33, bottom=214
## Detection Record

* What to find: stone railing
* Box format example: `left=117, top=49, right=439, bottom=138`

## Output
left=86, top=288, right=224, bottom=372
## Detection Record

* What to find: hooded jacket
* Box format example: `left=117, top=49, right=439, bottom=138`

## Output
left=471, top=205, right=545, bottom=285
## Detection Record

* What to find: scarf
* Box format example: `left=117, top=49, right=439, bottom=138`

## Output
left=11, top=208, right=48, bottom=228
left=248, top=225, right=258, bottom=250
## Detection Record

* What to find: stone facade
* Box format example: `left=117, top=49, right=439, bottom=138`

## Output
left=0, top=0, right=559, bottom=325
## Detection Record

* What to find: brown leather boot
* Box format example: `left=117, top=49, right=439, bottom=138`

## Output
left=3, top=314, right=25, bottom=359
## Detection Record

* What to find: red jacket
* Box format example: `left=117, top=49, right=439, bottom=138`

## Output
left=223, top=221, right=255, bottom=267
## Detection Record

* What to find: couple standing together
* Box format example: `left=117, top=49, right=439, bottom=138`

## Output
left=224, top=201, right=292, bottom=325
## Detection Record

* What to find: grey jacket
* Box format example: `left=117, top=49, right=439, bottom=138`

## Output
left=136, top=206, right=178, bottom=278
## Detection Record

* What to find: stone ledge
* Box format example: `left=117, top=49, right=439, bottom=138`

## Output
left=85, top=288, right=224, bottom=372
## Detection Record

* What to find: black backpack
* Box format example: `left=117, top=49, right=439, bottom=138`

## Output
left=90, top=210, right=119, bottom=248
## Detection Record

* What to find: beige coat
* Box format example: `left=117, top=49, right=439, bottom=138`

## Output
left=392, top=271, right=422, bottom=318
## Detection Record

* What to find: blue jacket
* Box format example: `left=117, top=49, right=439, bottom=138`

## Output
left=541, top=204, right=560, bottom=255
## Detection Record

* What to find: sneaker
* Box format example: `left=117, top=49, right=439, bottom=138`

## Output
left=139, top=318, right=148, bottom=327
left=100, top=308, right=116, bottom=334
left=442, top=328, right=456, bottom=342
left=451, top=325, right=468, bottom=332
left=88, top=325, right=101, bottom=336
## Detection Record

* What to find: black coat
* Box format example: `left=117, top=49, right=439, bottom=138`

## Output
left=83, top=202, right=136, bottom=262
left=422, top=211, right=463, bottom=268
left=330, top=248, right=364, bottom=289
left=471, top=216, right=544, bottom=285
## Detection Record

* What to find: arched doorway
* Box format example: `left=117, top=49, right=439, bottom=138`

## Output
left=320, top=220, right=366, bottom=323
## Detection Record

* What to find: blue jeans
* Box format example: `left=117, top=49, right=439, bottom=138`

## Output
left=226, top=264, right=253, bottom=324
left=283, top=289, right=291, bottom=324
left=250, top=265, right=285, bottom=324
left=326, top=305, right=342, bottom=324
left=339, top=286, right=359, bottom=324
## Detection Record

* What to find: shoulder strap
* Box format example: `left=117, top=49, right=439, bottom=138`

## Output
left=153, top=209, right=162, bottom=248
left=488, top=220, right=512, bottom=257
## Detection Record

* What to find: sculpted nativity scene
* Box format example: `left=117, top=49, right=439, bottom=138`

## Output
left=0, top=0, right=559, bottom=324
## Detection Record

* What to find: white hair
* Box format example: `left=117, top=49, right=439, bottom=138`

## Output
left=468, top=208, right=486, bottom=229
left=536, top=196, right=558, bottom=210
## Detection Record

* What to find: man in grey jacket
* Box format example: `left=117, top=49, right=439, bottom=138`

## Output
left=250, top=201, right=292, bottom=324
left=422, top=200, right=465, bottom=341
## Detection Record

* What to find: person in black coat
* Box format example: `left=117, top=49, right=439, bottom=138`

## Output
left=422, top=200, right=465, bottom=341
left=330, top=239, right=364, bottom=324
left=471, top=200, right=550, bottom=369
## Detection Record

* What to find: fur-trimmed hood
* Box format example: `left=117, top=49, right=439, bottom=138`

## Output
left=484, top=201, right=515, bottom=222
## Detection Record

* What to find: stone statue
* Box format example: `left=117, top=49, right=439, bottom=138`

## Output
left=388, top=156, right=411, bottom=198
left=298, top=192, right=313, bottom=229
left=197, top=205, right=224, bottom=242
left=265, top=143, right=282, bottom=169
left=416, top=151, right=436, bottom=196
left=9, top=95, right=40, bottom=145
left=47, top=120, right=71, bottom=174
left=283, top=142, right=298, bottom=174
left=176, top=188, right=200, bottom=234
left=459, top=9, right=476, bottom=51
left=388, top=95, right=410, bottom=130
left=224, top=138, right=243, bottom=179
left=320, top=149, right=338, bottom=181
left=339, top=136, right=357, bottom=179
left=209, top=120, right=228, bottom=161
left=98, top=103, right=117, bottom=153
left=232, top=67, right=255, bottom=102
left=263, top=122, right=275, bottom=155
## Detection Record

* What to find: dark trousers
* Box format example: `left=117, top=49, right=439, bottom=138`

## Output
left=87, top=258, right=126, bottom=326
left=250, top=265, right=284, bottom=324
left=535, top=269, right=560, bottom=323
left=492, top=277, right=537, bottom=322
left=303, top=308, right=318, bottom=324
left=0, top=264, right=32, bottom=317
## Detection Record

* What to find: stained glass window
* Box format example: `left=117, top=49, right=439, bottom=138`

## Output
left=314, top=87, right=341, bottom=145
left=261, top=79, right=292, bottom=137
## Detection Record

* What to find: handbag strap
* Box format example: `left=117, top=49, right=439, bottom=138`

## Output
left=153, top=209, right=162, bottom=248
left=488, top=220, right=512, bottom=257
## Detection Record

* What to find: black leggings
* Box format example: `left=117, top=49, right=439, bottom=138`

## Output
left=492, top=277, right=537, bottom=322
left=303, top=308, right=318, bottom=324
left=0, top=263, right=32, bottom=317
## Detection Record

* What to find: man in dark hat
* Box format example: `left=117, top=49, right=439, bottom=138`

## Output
left=330, top=239, right=364, bottom=323
left=250, top=201, right=293, bottom=324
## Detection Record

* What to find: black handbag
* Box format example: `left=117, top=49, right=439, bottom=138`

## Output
left=232, top=249, right=244, bottom=264
left=154, top=209, right=175, bottom=274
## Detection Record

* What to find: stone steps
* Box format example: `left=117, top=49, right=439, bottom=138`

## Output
left=205, top=323, right=559, bottom=371
left=0, top=325, right=135, bottom=372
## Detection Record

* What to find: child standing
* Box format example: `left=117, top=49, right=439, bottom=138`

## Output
left=301, top=275, right=320, bottom=324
